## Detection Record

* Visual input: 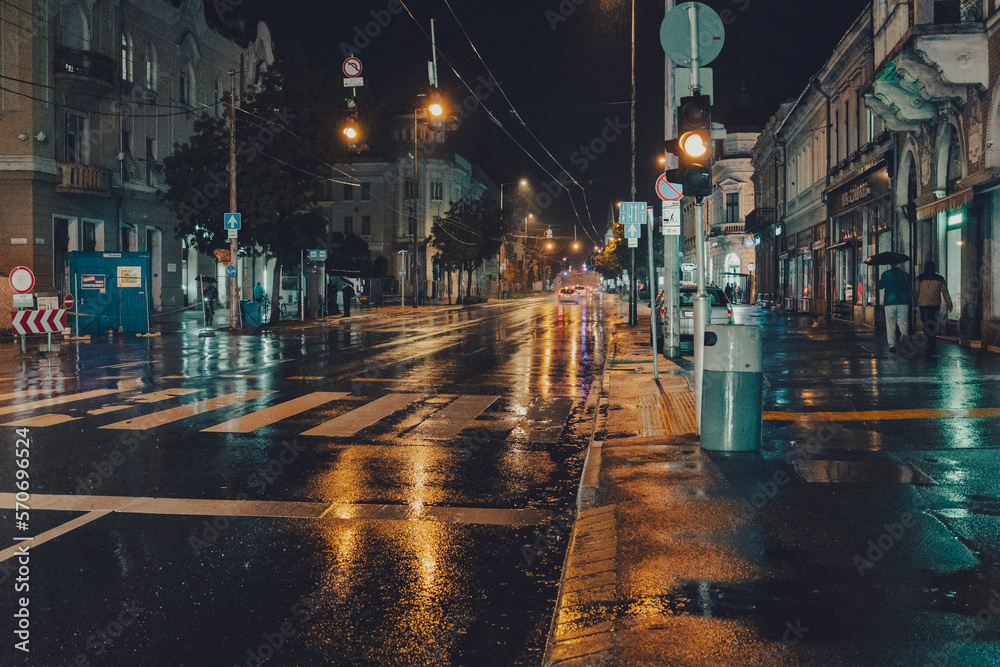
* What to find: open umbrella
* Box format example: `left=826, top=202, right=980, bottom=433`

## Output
left=863, top=251, right=909, bottom=266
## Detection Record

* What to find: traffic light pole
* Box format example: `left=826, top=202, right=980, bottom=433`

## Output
left=688, top=3, right=708, bottom=434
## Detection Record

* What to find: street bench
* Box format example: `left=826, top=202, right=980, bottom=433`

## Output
left=357, top=295, right=373, bottom=312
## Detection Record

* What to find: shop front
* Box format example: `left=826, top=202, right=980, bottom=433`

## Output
left=827, top=160, right=892, bottom=326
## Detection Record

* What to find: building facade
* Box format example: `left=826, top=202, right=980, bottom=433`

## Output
left=0, top=0, right=270, bottom=312
left=750, top=0, right=1000, bottom=350
left=331, top=115, right=498, bottom=302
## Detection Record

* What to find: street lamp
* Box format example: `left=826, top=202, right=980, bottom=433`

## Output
left=412, top=97, right=446, bottom=308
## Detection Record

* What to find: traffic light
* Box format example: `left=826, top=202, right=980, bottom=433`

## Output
left=342, top=116, right=360, bottom=147
left=665, top=94, right=712, bottom=199
left=427, top=91, right=445, bottom=130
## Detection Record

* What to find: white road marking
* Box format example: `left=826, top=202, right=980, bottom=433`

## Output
left=301, top=393, right=421, bottom=437
left=409, top=395, right=499, bottom=440
left=99, top=390, right=274, bottom=430
left=202, top=392, right=348, bottom=433
left=0, top=511, right=110, bottom=563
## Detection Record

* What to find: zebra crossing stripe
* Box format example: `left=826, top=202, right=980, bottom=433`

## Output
left=99, top=390, right=274, bottom=430
left=0, top=389, right=47, bottom=402
left=408, top=395, right=499, bottom=440
left=0, top=388, right=128, bottom=417
left=202, top=392, right=348, bottom=433
left=4, top=414, right=82, bottom=427
left=301, top=393, right=421, bottom=437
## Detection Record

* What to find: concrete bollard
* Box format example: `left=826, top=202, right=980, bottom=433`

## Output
left=701, top=324, right=763, bottom=452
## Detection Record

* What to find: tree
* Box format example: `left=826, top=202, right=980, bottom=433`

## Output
left=429, top=198, right=506, bottom=303
left=162, top=50, right=340, bottom=323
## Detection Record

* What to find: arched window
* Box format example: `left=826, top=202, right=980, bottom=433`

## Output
left=945, top=129, right=962, bottom=192
left=63, top=7, right=89, bottom=50
left=145, top=46, right=158, bottom=91
left=120, top=33, right=133, bottom=82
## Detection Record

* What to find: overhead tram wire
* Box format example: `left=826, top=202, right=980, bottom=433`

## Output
left=441, top=0, right=601, bottom=246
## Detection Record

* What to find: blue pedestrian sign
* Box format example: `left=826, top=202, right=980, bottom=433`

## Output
left=225, top=266, right=237, bottom=278
left=308, top=249, right=328, bottom=261
left=621, top=202, right=646, bottom=239
left=224, top=213, right=241, bottom=230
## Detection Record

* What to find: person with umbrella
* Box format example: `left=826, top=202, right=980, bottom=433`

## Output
left=916, top=260, right=953, bottom=351
left=877, top=261, right=911, bottom=352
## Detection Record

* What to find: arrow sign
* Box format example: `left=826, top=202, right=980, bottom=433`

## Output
left=11, top=309, right=66, bottom=334
left=625, top=223, right=641, bottom=239
left=225, top=266, right=237, bottom=278
left=224, top=213, right=241, bottom=230
left=656, top=174, right=683, bottom=201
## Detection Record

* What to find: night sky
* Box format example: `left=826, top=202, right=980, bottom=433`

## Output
left=226, top=0, right=870, bottom=247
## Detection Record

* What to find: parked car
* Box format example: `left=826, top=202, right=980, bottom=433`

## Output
left=655, top=284, right=733, bottom=346
left=557, top=287, right=578, bottom=303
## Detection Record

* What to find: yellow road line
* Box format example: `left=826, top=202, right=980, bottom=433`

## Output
left=351, top=377, right=395, bottom=382
left=4, top=414, right=82, bottom=427
left=764, top=408, right=1000, bottom=422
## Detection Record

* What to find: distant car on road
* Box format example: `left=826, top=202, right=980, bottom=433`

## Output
left=557, top=287, right=578, bottom=303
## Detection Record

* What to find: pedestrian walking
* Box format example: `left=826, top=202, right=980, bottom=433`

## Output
left=735, top=285, right=743, bottom=304
left=342, top=281, right=356, bottom=317
left=725, top=283, right=734, bottom=303
left=915, top=260, right=953, bottom=351
left=253, top=281, right=264, bottom=302
left=878, top=262, right=911, bottom=351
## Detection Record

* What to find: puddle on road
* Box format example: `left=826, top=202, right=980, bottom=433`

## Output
left=793, top=459, right=936, bottom=485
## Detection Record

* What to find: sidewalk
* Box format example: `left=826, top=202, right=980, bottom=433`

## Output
left=545, top=310, right=1000, bottom=666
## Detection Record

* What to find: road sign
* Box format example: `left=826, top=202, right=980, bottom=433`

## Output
left=225, top=266, right=237, bottom=278
left=656, top=174, right=683, bottom=201
left=9, top=266, right=34, bottom=294
left=620, top=202, right=646, bottom=241
left=662, top=201, right=681, bottom=235
left=343, top=57, right=363, bottom=77
left=64, top=293, right=75, bottom=310
left=660, top=3, right=725, bottom=66
left=546, top=229, right=553, bottom=238
left=228, top=228, right=238, bottom=240
left=13, top=294, right=33, bottom=308
left=627, top=237, right=639, bottom=248
left=748, top=262, right=756, bottom=271
left=343, top=77, right=364, bottom=88
left=11, top=309, right=66, bottom=334
left=399, top=269, right=406, bottom=277
left=224, top=213, right=241, bottom=230
left=308, top=249, right=328, bottom=261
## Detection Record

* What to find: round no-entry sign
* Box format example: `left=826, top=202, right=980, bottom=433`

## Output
left=9, top=266, right=35, bottom=294
left=343, top=57, right=362, bottom=77
left=64, top=293, right=75, bottom=310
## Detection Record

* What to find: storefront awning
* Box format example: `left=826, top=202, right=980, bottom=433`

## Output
left=916, top=187, right=973, bottom=220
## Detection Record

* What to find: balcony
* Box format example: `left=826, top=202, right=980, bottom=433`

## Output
left=55, top=46, right=116, bottom=87
left=866, top=0, right=986, bottom=131
left=711, top=222, right=746, bottom=235
left=57, top=163, right=111, bottom=194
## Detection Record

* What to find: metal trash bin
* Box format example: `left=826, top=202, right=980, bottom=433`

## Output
left=701, top=324, right=763, bottom=452
left=242, top=300, right=261, bottom=331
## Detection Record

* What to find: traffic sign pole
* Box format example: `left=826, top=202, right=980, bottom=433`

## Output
left=228, top=70, right=240, bottom=331
left=647, top=207, right=659, bottom=380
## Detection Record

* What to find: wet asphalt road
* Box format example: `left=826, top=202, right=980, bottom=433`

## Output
left=0, top=295, right=608, bottom=666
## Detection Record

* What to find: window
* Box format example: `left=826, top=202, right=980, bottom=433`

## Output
left=145, top=137, right=156, bottom=186
left=360, top=182, right=371, bottom=200
left=83, top=221, right=97, bottom=252
left=834, top=110, right=840, bottom=163
left=344, top=216, right=353, bottom=235
left=868, top=109, right=876, bottom=143
left=844, top=100, right=850, bottom=155
left=64, top=113, right=85, bottom=164
left=431, top=181, right=443, bottom=200
left=725, top=193, right=739, bottom=223
left=121, top=224, right=135, bottom=252
left=120, top=33, right=133, bottom=82
left=361, top=215, right=371, bottom=236
left=404, top=178, right=415, bottom=199
left=145, top=47, right=157, bottom=91
left=213, top=81, right=220, bottom=116
left=343, top=184, right=354, bottom=201
left=179, top=71, right=189, bottom=105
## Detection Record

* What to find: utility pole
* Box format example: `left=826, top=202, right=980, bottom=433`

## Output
left=628, top=0, right=638, bottom=326
left=688, top=4, right=709, bottom=433
left=228, top=68, right=239, bottom=330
